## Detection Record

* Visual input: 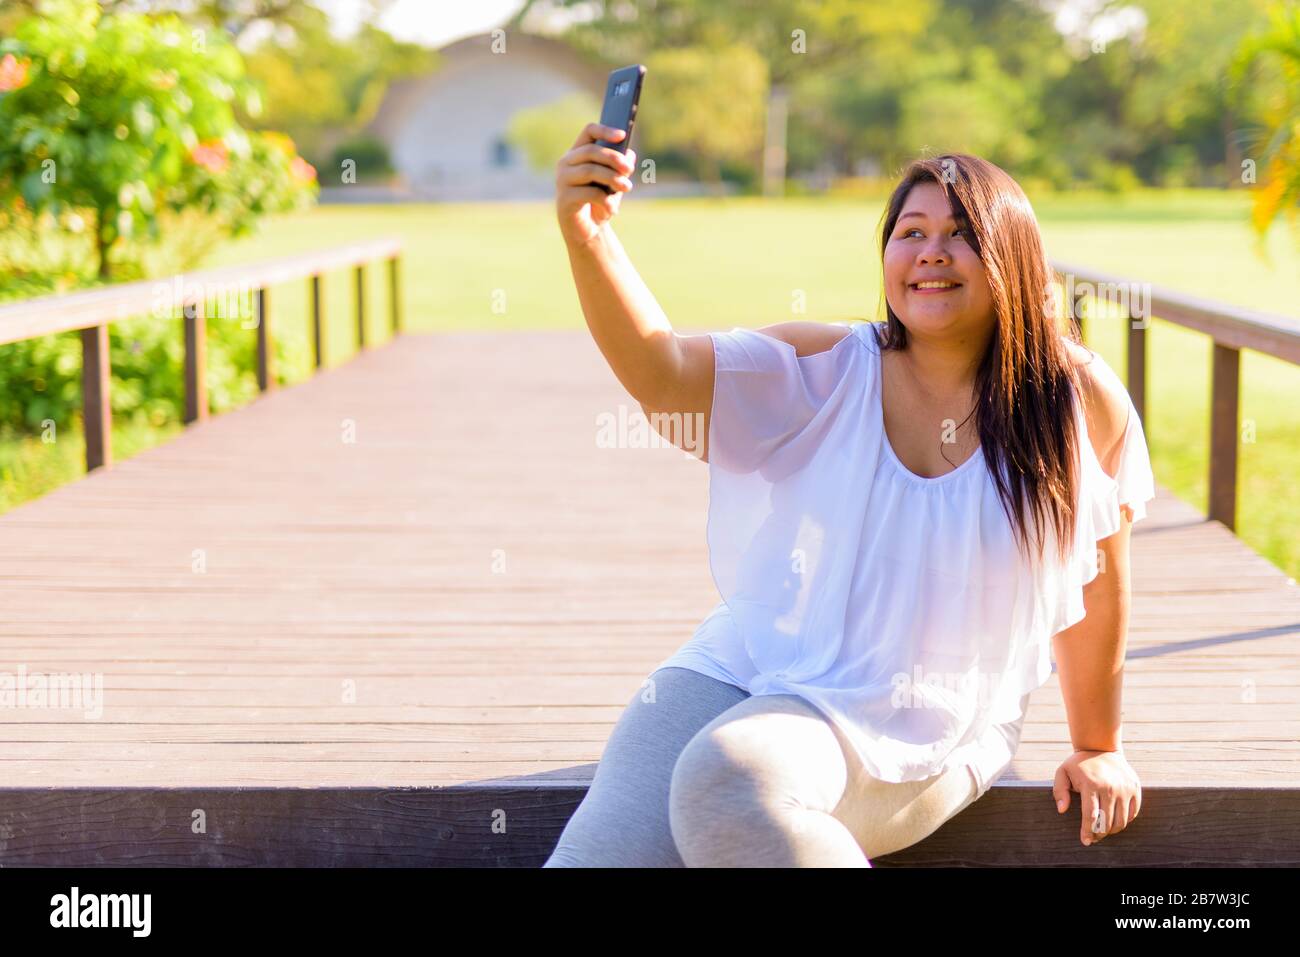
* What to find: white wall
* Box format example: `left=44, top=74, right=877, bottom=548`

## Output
left=391, top=51, right=594, bottom=200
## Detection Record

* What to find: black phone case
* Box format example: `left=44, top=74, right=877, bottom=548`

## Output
left=594, top=64, right=645, bottom=194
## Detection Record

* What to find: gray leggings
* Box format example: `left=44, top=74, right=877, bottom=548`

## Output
left=543, top=666, right=983, bottom=867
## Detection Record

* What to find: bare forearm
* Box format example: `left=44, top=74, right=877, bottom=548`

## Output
left=565, top=222, right=682, bottom=405
left=1051, top=578, right=1128, bottom=752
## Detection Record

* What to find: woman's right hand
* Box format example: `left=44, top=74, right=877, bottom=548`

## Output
left=555, top=122, right=636, bottom=248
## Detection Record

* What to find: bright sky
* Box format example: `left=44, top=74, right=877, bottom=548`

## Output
left=317, top=0, right=533, bottom=47
left=314, top=0, right=1137, bottom=50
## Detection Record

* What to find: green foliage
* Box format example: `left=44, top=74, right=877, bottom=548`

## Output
left=0, top=260, right=293, bottom=438
left=0, top=0, right=318, bottom=439
left=506, top=91, right=602, bottom=176
left=897, top=71, right=1034, bottom=173
left=0, top=0, right=317, bottom=280
left=240, top=4, right=439, bottom=166
left=330, top=134, right=394, bottom=181
left=640, top=44, right=767, bottom=185
left=1085, top=158, right=1146, bottom=194
left=540, top=0, right=1284, bottom=193
left=1229, top=0, right=1300, bottom=242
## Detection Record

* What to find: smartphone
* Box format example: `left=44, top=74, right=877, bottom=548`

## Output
left=594, top=64, right=645, bottom=194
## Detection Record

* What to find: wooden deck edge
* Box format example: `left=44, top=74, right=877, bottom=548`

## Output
left=0, top=783, right=1296, bottom=866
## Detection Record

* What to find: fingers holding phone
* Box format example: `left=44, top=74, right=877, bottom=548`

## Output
left=555, top=64, right=645, bottom=248
left=555, top=125, right=636, bottom=246
left=594, top=64, right=643, bottom=190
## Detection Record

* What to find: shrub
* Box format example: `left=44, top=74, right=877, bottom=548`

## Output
left=0, top=0, right=319, bottom=437
left=330, top=134, right=394, bottom=182
left=0, top=0, right=317, bottom=281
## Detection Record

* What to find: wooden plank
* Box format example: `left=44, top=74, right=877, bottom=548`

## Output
left=355, top=263, right=366, bottom=349
left=1053, top=259, right=1300, bottom=365
left=1209, top=341, right=1240, bottom=529
left=876, top=786, right=1300, bottom=867
left=182, top=301, right=207, bottom=424
left=3, top=719, right=1297, bottom=743
left=0, top=783, right=1296, bottom=866
left=1127, top=315, right=1146, bottom=423
left=0, top=788, right=583, bottom=866
left=389, top=255, right=402, bottom=335
left=0, top=329, right=1297, bottom=866
left=310, top=274, right=325, bottom=369
left=79, top=323, right=112, bottom=472
left=256, top=286, right=274, bottom=393
left=0, top=238, right=402, bottom=345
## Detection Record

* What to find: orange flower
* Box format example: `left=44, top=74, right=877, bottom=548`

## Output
left=190, top=139, right=230, bottom=174
left=0, top=53, right=31, bottom=93
left=290, top=155, right=317, bottom=183
left=261, top=131, right=296, bottom=156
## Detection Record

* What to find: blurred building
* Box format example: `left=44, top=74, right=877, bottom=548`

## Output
left=362, top=31, right=612, bottom=201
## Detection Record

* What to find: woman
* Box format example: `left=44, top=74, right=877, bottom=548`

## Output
left=545, top=123, right=1153, bottom=867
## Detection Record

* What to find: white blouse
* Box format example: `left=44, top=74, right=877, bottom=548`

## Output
left=656, top=319, right=1156, bottom=795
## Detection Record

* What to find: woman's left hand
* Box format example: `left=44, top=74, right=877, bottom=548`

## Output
left=1052, top=749, right=1142, bottom=846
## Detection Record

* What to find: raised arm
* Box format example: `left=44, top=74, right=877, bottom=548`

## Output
left=563, top=220, right=715, bottom=421
left=556, top=123, right=699, bottom=407
left=556, top=122, right=850, bottom=463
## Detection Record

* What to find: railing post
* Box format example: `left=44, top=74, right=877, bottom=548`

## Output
left=183, top=300, right=208, bottom=424
left=1208, top=343, right=1239, bottom=530
left=354, top=264, right=366, bottom=350
left=80, top=323, right=112, bottom=472
left=310, top=274, right=325, bottom=369
left=1127, top=313, right=1146, bottom=424
left=388, top=254, right=402, bottom=336
left=255, top=286, right=275, bottom=392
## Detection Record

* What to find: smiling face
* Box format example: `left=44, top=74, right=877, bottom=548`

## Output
left=883, top=180, right=995, bottom=336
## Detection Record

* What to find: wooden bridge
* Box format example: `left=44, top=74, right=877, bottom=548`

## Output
left=0, top=242, right=1297, bottom=866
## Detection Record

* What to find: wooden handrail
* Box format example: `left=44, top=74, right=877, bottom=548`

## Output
left=0, top=237, right=402, bottom=344
left=0, top=237, right=404, bottom=472
left=1052, top=259, right=1300, bottom=532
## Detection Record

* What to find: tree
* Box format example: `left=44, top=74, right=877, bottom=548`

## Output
left=1230, top=1, right=1300, bottom=243
left=506, top=91, right=602, bottom=176
left=640, top=44, right=767, bottom=188
left=543, top=0, right=935, bottom=190
left=239, top=3, right=439, bottom=167
left=0, top=0, right=311, bottom=42
left=0, top=0, right=316, bottom=280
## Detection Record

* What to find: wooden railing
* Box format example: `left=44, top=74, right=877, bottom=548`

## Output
left=1053, top=260, right=1300, bottom=531
left=0, top=237, right=403, bottom=473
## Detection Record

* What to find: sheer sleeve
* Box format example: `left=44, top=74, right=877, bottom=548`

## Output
left=703, top=323, right=876, bottom=681
left=707, top=324, right=860, bottom=477
left=1045, top=354, right=1156, bottom=636
left=1079, top=353, right=1157, bottom=539
left=1106, top=398, right=1157, bottom=524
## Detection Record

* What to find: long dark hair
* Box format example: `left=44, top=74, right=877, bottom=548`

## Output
left=875, top=152, right=1089, bottom=568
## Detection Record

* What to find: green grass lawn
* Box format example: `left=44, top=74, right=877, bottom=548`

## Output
left=3, top=188, right=1298, bottom=581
